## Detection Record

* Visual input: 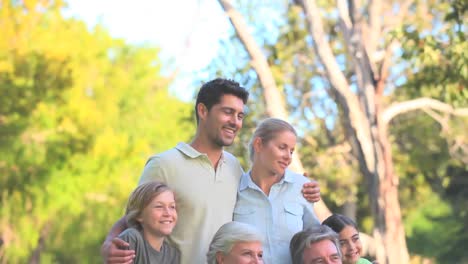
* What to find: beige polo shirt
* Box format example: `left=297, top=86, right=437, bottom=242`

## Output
left=138, top=142, right=243, bottom=264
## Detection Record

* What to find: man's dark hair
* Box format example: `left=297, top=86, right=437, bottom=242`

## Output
left=194, top=78, right=249, bottom=123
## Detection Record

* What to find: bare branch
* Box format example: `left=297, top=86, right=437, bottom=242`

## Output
left=337, top=0, right=352, bottom=31
left=375, top=40, right=398, bottom=96
left=217, top=0, right=288, bottom=119
left=382, top=97, right=468, bottom=124
left=382, top=0, right=414, bottom=31
left=422, top=108, right=446, bottom=129
left=367, top=0, right=382, bottom=54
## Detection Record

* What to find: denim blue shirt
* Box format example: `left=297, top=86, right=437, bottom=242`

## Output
left=233, top=169, right=320, bottom=264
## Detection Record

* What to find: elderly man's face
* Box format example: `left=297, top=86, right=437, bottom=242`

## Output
left=302, top=239, right=342, bottom=264
left=217, top=241, right=263, bottom=264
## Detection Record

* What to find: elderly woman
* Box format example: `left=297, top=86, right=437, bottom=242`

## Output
left=207, top=221, right=264, bottom=264
left=233, top=118, right=320, bottom=264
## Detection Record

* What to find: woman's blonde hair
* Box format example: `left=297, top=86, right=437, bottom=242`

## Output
left=248, top=118, right=297, bottom=162
left=124, top=181, right=173, bottom=229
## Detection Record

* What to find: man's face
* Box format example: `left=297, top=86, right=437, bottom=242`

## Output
left=202, top=94, right=245, bottom=147
left=302, top=240, right=342, bottom=264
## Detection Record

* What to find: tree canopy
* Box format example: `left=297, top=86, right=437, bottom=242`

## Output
left=0, top=1, right=194, bottom=262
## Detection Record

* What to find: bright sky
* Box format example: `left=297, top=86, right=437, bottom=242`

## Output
left=64, top=0, right=232, bottom=101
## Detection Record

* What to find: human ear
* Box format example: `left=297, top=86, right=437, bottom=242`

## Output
left=136, top=213, right=143, bottom=223
left=216, top=252, right=225, bottom=264
left=253, top=137, right=263, bottom=153
left=197, top=103, right=208, bottom=121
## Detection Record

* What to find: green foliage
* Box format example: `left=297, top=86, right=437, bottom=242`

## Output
left=393, top=1, right=467, bottom=107
left=405, top=193, right=462, bottom=259
left=389, top=3, right=468, bottom=261
left=0, top=1, right=194, bottom=262
left=392, top=112, right=468, bottom=263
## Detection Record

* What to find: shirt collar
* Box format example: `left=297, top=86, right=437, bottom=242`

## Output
left=239, top=172, right=252, bottom=191
left=239, top=169, right=294, bottom=191
left=175, top=142, right=225, bottom=163
left=283, top=169, right=295, bottom=183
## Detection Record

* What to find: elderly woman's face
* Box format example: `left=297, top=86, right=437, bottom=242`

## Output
left=218, top=241, right=263, bottom=264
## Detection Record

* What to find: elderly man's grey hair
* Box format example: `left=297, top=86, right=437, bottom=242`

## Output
left=207, top=221, right=264, bottom=264
left=290, top=225, right=341, bottom=264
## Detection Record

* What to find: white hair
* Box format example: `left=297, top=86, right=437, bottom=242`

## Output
left=207, top=221, right=264, bottom=264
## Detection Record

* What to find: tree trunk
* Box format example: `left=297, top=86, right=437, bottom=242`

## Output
left=217, top=0, right=332, bottom=221
left=297, top=0, right=409, bottom=263
left=28, top=222, right=51, bottom=264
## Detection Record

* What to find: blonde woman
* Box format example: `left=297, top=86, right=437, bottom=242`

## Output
left=233, top=118, right=320, bottom=264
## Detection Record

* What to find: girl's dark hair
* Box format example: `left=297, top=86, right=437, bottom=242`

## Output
left=322, top=214, right=359, bottom=233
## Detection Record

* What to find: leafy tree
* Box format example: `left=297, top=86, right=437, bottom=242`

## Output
left=0, top=1, right=194, bottom=263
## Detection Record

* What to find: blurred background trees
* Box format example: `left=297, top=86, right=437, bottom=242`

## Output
left=0, top=1, right=193, bottom=262
left=0, top=0, right=466, bottom=263
left=213, top=0, right=467, bottom=263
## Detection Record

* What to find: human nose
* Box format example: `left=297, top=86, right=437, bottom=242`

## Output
left=349, top=241, right=357, bottom=251
left=252, top=256, right=263, bottom=264
left=229, top=114, right=241, bottom=128
left=283, top=150, right=292, bottom=161
left=161, top=206, right=172, bottom=215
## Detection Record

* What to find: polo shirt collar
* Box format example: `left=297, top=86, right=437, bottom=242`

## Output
left=175, top=142, right=226, bottom=162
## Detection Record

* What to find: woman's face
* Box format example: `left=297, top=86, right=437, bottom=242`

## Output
left=254, top=130, right=296, bottom=176
left=338, top=225, right=362, bottom=264
left=217, top=241, right=263, bottom=264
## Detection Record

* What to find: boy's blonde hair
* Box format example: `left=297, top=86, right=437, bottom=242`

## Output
left=125, top=181, right=173, bottom=229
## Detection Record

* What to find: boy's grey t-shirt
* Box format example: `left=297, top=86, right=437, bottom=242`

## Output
left=118, top=227, right=180, bottom=264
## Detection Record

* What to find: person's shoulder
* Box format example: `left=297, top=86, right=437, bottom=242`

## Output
left=222, top=150, right=244, bottom=174
left=153, top=145, right=182, bottom=158
left=286, top=169, right=310, bottom=184
left=120, top=227, right=140, bottom=235
left=145, top=144, right=184, bottom=164
left=118, top=227, right=142, bottom=241
left=222, top=150, right=239, bottom=162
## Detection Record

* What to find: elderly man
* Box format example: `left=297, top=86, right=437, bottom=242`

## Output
left=290, top=225, right=342, bottom=264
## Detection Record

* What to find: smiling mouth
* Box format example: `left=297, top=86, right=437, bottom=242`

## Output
left=223, top=128, right=236, bottom=135
left=345, top=252, right=359, bottom=258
